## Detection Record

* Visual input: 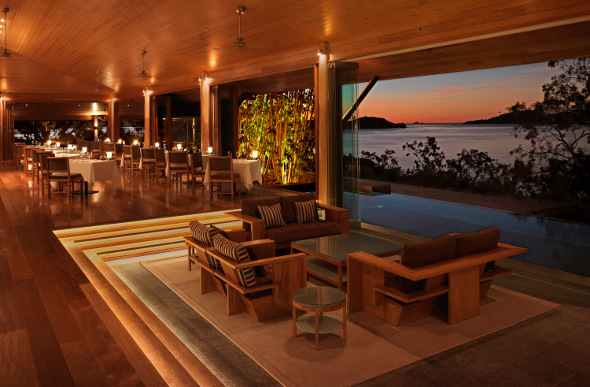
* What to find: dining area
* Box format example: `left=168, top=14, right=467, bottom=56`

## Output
left=13, top=140, right=263, bottom=199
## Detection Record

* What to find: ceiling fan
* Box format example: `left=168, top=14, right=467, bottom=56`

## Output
left=234, top=6, right=246, bottom=48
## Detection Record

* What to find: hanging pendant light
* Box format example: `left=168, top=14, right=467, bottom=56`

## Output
left=139, top=50, right=149, bottom=77
left=1, top=8, right=10, bottom=57
left=234, top=6, right=246, bottom=48
left=95, top=70, right=101, bottom=91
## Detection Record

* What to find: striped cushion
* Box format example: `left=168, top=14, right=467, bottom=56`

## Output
left=189, top=221, right=220, bottom=247
left=295, top=199, right=318, bottom=224
left=212, top=235, right=257, bottom=288
left=257, top=203, right=286, bottom=229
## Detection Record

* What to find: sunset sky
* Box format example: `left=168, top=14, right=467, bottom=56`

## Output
left=359, top=61, right=561, bottom=123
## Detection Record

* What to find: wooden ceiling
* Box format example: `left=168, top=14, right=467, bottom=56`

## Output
left=1, top=0, right=589, bottom=110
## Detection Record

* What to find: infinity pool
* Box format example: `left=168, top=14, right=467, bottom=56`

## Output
left=349, top=193, right=590, bottom=276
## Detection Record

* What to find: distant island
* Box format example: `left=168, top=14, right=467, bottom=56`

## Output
left=464, top=110, right=538, bottom=124
left=344, top=116, right=406, bottom=129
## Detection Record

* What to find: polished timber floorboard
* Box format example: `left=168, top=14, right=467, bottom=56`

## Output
left=2, top=161, right=590, bottom=386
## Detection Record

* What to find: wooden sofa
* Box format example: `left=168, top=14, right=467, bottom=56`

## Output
left=185, top=236, right=307, bottom=322
left=226, top=193, right=349, bottom=249
left=347, top=227, right=527, bottom=325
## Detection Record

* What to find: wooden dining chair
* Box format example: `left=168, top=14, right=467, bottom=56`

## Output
left=24, top=147, right=37, bottom=177
left=91, top=141, right=102, bottom=158
left=103, top=143, right=116, bottom=160
left=155, top=148, right=167, bottom=181
left=128, top=145, right=142, bottom=177
left=46, top=157, right=84, bottom=197
left=208, top=156, right=241, bottom=199
left=190, top=151, right=206, bottom=187
left=38, top=152, right=54, bottom=195
left=35, top=151, right=54, bottom=184
left=13, top=144, right=26, bottom=171
left=168, top=151, right=190, bottom=185
left=140, top=148, right=157, bottom=179
left=114, top=143, right=124, bottom=166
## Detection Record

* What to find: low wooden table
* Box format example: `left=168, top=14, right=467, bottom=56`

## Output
left=292, top=286, right=346, bottom=350
left=291, top=230, right=404, bottom=289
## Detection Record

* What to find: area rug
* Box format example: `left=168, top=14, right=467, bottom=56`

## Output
left=142, top=256, right=558, bottom=387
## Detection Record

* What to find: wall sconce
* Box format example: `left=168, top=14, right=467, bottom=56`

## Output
left=207, top=146, right=213, bottom=154
left=155, top=142, right=159, bottom=148
left=82, top=147, right=87, bottom=154
left=317, top=41, right=329, bottom=56
left=106, top=151, right=113, bottom=159
left=177, top=143, right=183, bottom=150
left=251, top=150, right=258, bottom=159
left=133, top=140, right=139, bottom=145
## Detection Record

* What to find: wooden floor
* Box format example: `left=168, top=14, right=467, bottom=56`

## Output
left=0, top=162, right=288, bottom=386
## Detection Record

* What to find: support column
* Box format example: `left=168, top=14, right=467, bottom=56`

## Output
left=108, top=101, right=120, bottom=142
left=316, top=54, right=330, bottom=205
left=143, top=88, right=156, bottom=146
left=0, top=98, right=11, bottom=161
left=93, top=115, right=99, bottom=141
left=200, top=77, right=212, bottom=152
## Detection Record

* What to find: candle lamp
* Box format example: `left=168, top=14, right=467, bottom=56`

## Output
left=105, top=138, right=110, bottom=142
left=118, top=139, right=123, bottom=144
left=177, top=143, right=182, bottom=150
left=106, top=151, right=113, bottom=159
left=155, top=142, right=159, bottom=148
left=82, top=147, right=87, bottom=153
left=133, top=140, right=138, bottom=145
left=47, top=140, right=51, bottom=146
left=207, top=146, right=213, bottom=154
left=252, top=150, right=258, bottom=159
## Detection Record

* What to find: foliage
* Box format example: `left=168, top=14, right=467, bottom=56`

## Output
left=403, top=136, right=446, bottom=175
left=508, top=57, right=590, bottom=200
left=15, top=120, right=141, bottom=145
left=14, top=121, right=56, bottom=144
left=238, top=89, right=315, bottom=185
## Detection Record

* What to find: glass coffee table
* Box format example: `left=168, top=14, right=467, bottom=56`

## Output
left=292, top=286, right=347, bottom=350
left=291, top=230, right=404, bottom=289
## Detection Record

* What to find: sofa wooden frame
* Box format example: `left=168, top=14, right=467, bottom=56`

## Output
left=347, top=243, right=527, bottom=325
left=185, top=237, right=307, bottom=322
left=226, top=202, right=349, bottom=249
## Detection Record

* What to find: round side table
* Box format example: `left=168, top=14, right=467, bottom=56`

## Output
left=292, top=286, right=347, bottom=350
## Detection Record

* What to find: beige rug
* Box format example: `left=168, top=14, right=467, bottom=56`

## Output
left=143, top=257, right=558, bottom=387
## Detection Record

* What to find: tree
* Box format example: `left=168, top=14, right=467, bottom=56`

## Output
left=15, top=121, right=56, bottom=144
left=403, top=136, right=446, bottom=175
left=508, top=57, right=590, bottom=200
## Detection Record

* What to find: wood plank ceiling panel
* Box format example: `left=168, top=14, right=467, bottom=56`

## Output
left=0, top=0, right=588, bottom=103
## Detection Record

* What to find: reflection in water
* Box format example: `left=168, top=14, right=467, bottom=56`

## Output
left=349, top=193, right=590, bottom=276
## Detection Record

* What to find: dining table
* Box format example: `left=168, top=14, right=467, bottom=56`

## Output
left=203, top=158, right=262, bottom=191
left=68, top=159, right=120, bottom=194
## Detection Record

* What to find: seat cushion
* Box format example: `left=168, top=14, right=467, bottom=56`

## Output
left=241, top=198, right=280, bottom=218
left=400, top=234, right=458, bottom=268
left=280, top=193, right=316, bottom=224
left=212, top=235, right=257, bottom=288
left=258, top=203, right=287, bottom=229
left=455, top=227, right=500, bottom=257
left=263, top=221, right=342, bottom=244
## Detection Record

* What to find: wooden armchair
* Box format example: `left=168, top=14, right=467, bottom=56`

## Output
left=347, top=241, right=527, bottom=325
left=203, top=238, right=307, bottom=321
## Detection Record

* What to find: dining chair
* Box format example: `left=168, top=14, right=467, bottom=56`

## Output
left=13, top=144, right=26, bottom=171
left=24, top=147, right=38, bottom=177
left=128, top=145, right=142, bottom=177
left=140, top=148, right=157, bottom=179
left=155, top=148, right=167, bottom=181
left=103, top=143, right=116, bottom=160
left=91, top=141, right=102, bottom=158
left=168, top=151, right=190, bottom=185
left=190, top=151, right=206, bottom=187
left=208, top=156, right=241, bottom=199
left=114, top=143, right=124, bottom=166
left=38, top=152, right=54, bottom=195
left=46, top=157, right=84, bottom=197
left=35, top=151, right=54, bottom=184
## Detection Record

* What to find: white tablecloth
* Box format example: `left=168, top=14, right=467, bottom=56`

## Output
left=69, top=159, right=120, bottom=184
left=204, top=159, right=261, bottom=191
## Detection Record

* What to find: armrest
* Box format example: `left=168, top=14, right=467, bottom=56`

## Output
left=183, top=236, right=202, bottom=249
left=226, top=210, right=266, bottom=240
left=242, top=239, right=276, bottom=258
left=317, top=203, right=349, bottom=232
left=224, top=228, right=248, bottom=243
left=208, top=249, right=305, bottom=270
left=348, top=243, right=526, bottom=281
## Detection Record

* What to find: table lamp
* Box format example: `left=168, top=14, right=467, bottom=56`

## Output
left=177, top=143, right=182, bottom=150
left=118, top=139, right=123, bottom=144
left=47, top=140, right=51, bottom=146
left=56, top=142, right=60, bottom=148
left=155, top=142, right=159, bottom=148
left=106, top=151, right=113, bottom=159
left=82, top=147, right=87, bottom=153
left=252, top=150, right=258, bottom=159
left=105, top=138, right=110, bottom=142
left=207, top=146, right=213, bottom=154
left=133, top=140, right=138, bottom=145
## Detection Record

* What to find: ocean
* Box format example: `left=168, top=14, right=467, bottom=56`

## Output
left=344, top=123, right=590, bottom=170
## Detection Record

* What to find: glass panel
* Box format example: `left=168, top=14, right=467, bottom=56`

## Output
left=172, top=118, right=187, bottom=149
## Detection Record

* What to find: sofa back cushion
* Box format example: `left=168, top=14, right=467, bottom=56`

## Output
left=212, top=235, right=257, bottom=288
left=280, top=193, right=316, bottom=224
left=241, top=198, right=280, bottom=218
left=455, top=227, right=500, bottom=257
left=257, top=203, right=287, bottom=229
left=401, top=234, right=458, bottom=268
left=295, top=199, right=318, bottom=224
